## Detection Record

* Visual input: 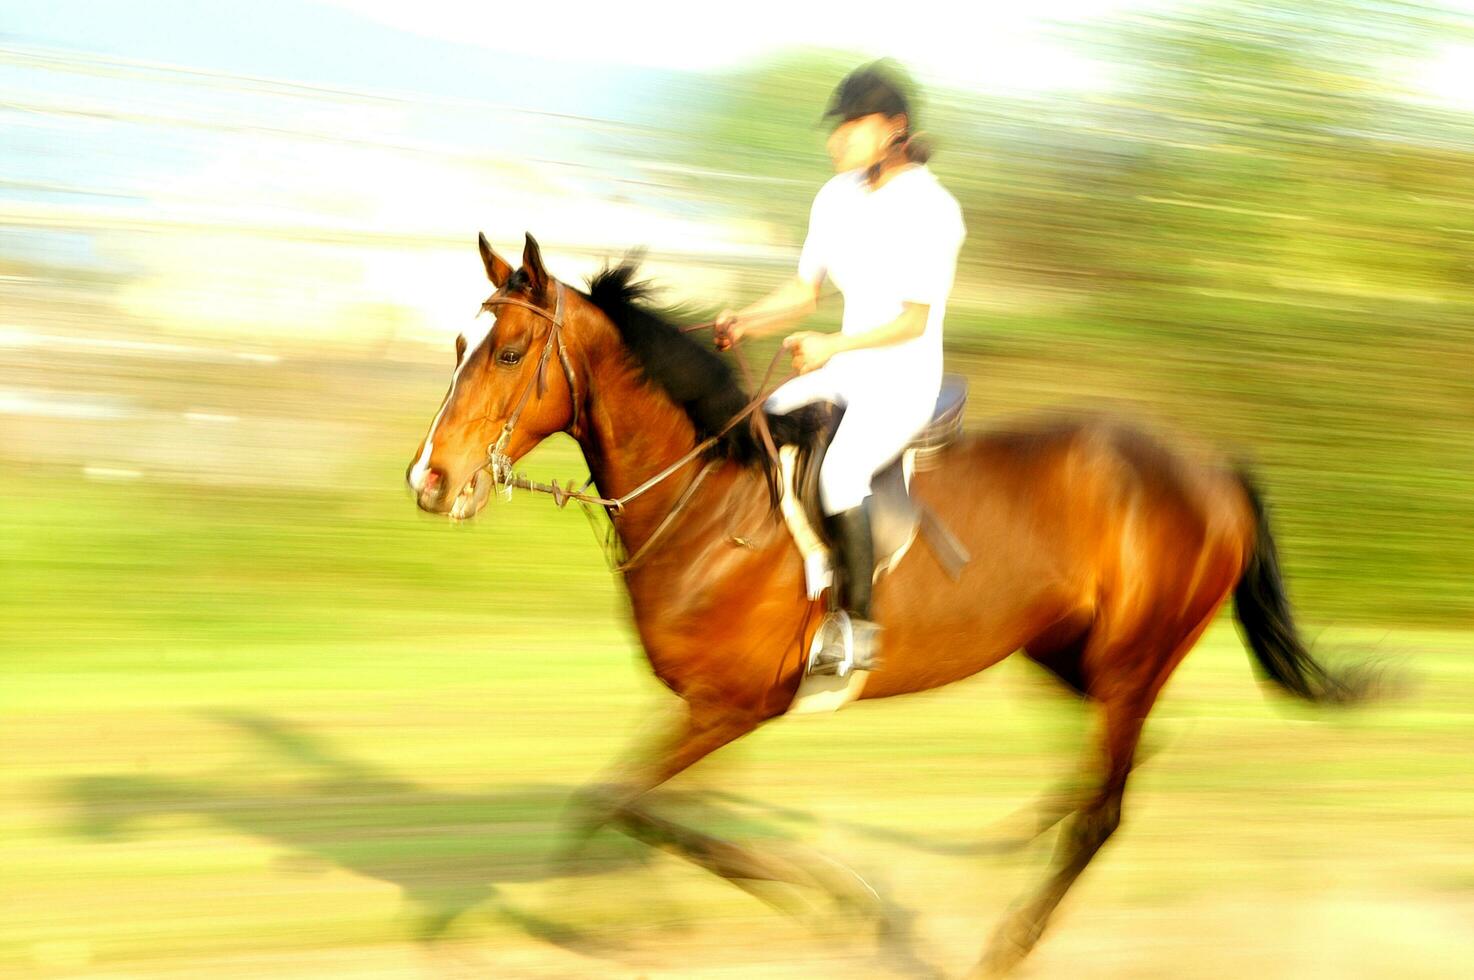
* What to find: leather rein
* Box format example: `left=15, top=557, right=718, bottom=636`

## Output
left=476, top=279, right=793, bottom=572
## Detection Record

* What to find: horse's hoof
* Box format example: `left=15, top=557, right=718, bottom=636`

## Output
left=971, top=915, right=1041, bottom=978
left=969, top=945, right=1025, bottom=979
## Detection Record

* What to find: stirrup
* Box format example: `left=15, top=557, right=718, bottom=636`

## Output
left=807, top=611, right=882, bottom=677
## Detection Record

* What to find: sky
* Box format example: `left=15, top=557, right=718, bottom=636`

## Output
left=3, top=0, right=1472, bottom=351
left=315, top=0, right=1143, bottom=92
left=323, top=0, right=1474, bottom=105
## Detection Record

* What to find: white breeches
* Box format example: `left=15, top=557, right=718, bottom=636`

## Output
left=765, top=360, right=937, bottom=516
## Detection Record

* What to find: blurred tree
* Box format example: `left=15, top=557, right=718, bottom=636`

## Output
left=651, top=49, right=868, bottom=230
left=647, top=5, right=1474, bottom=623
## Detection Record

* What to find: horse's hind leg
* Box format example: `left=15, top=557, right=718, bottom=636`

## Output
left=976, top=631, right=1096, bottom=851
left=974, top=604, right=1225, bottom=978
left=972, top=685, right=1147, bottom=978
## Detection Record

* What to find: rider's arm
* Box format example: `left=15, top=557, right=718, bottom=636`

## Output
left=785, top=195, right=964, bottom=373
left=717, top=184, right=832, bottom=344
left=728, top=275, right=820, bottom=339
left=825, top=303, right=928, bottom=352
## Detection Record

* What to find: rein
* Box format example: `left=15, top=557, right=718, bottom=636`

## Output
left=476, top=278, right=796, bottom=572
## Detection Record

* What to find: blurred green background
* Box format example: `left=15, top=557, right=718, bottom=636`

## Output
left=3, top=0, right=1473, bottom=976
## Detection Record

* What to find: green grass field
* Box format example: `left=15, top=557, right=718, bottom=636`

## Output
left=5, top=453, right=1474, bottom=979
left=7, top=6, right=1474, bottom=973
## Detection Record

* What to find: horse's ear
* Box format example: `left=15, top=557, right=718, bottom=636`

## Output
left=521, top=232, right=549, bottom=295
left=454, top=332, right=467, bottom=364
left=478, top=232, right=511, bottom=287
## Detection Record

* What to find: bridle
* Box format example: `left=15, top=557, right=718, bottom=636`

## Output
left=472, top=277, right=795, bottom=572
left=479, top=279, right=580, bottom=489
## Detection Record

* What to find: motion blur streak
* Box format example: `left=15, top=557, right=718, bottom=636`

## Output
left=3, top=1, right=1472, bottom=977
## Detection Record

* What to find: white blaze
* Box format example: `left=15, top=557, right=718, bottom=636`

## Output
left=410, top=316, right=495, bottom=491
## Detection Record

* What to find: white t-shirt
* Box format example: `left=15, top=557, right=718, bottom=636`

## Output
left=797, top=164, right=966, bottom=395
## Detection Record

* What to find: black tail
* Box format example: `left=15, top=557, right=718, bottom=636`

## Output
left=1232, top=469, right=1365, bottom=704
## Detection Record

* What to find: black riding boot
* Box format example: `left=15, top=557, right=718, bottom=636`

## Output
left=810, top=501, right=882, bottom=675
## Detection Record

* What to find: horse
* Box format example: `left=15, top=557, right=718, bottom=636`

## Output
left=405, top=232, right=1366, bottom=976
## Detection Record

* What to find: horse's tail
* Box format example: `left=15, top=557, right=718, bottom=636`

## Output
left=1231, top=467, right=1370, bottom=704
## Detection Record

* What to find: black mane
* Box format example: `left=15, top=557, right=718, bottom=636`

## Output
left=584, top=262, right=767, bottom=465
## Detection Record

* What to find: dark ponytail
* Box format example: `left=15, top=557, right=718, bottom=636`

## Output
left=902, top=131, right=932, bottom=164
left=867, top=129, right=933, bottom=184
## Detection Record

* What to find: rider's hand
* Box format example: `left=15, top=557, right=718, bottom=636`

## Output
left=714, top=309, right=743, bottom=352
left=784, top=331, right=839, bottom=375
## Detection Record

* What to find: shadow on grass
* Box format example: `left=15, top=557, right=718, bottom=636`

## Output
left=55, top=710, right=939, bottom=975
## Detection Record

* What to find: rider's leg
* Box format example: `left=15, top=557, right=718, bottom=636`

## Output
left=828, top=497, right=876, bottom=618
left=808, top=395, right=920, bottom=674
left=762, top=368, right=842, bottom=416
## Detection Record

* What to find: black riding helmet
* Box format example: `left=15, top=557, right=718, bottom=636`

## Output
left=821, top=60, right=916, bottom=128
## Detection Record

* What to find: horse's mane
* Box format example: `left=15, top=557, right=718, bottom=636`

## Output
left=582, top=262, right=771, bottom=465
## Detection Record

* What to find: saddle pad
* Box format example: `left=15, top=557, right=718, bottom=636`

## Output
left=778, top=445, right=920, bottom=601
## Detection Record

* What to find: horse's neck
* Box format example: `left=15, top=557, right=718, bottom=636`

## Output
left=575, top=362, right=717, bottom=556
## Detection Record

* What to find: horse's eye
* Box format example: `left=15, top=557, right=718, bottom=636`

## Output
left=498, top=348, right=523, bottom=365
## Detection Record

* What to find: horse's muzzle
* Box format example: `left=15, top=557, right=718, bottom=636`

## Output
left=407, top=464, right=450, bottom=513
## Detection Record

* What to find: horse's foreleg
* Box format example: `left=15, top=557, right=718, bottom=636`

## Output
left=611, top=798, right=882, bottom=919
left=570, top=702, right=883, bottom=918
left=570, top=701, right=761, bottom=835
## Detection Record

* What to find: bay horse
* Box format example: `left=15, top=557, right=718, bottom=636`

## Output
left=405, top=232, right=1364, bottom=976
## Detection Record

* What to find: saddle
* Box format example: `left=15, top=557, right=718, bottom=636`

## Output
left=777, top=374, right=971, bottom=600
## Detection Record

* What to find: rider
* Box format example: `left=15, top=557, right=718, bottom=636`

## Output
left=716, top=60, right=966, bottom=675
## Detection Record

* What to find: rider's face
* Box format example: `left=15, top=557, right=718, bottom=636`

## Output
left=826, top=113, right=904, bottom=173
